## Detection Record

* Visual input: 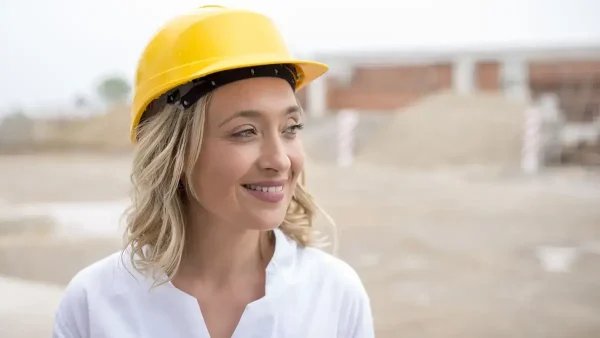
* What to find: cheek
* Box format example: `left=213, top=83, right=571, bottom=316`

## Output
left=192, top=144, right=252, bottom=204
left=288, top=141, right=305, bottom=179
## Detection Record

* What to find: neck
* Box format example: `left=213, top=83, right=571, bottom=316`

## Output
left=176, top=206, right=275, bottom=285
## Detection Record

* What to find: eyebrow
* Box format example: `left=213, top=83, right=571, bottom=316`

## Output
left=218, top=105, right=301, bottom=127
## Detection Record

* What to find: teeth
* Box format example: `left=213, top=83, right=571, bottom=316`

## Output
left=244, top=184, right=283, bottom=193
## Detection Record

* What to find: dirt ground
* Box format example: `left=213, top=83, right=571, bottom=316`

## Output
left=1, top=153, right=600, bottom=337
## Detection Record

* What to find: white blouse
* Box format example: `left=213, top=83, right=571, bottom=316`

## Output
left=52, top=228, right=375, bottom=338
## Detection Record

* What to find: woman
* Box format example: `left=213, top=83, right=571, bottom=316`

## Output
left=53, top=5, right=374, bottom=338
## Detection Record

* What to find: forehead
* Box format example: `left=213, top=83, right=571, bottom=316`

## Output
left=206, top=77, right=298, bottom=120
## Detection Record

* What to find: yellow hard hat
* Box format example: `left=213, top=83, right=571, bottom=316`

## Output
left=130, top=5, right=329, bottom=142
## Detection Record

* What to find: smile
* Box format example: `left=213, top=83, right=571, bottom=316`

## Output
left=241, top=184, right=285, bottom=203
left=242, top=184, right=284, bottom=193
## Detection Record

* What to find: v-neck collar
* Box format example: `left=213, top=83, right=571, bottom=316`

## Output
left=141, top=228, right=298, bottom=337
left=145, top=227, right=298, bottom=299
left=265, top=227, right=297, bottom=296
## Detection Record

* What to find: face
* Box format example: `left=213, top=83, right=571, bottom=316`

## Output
left=189, top=77, right=305, bottom=231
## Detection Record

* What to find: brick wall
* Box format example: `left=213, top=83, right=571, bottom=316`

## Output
left=475, top=61, right=501, bottom=91
left=529, top=60, right=600, bottom=122
left=325, top=64, right=453, bottom=111
left=298, top=56, right=600, bottom=120
left=529, top=60, right=600, bottom=83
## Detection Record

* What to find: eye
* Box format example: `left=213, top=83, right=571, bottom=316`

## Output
left=284, top=123, right=304, bottom=136
left=232, top=127, right=257, bottom=138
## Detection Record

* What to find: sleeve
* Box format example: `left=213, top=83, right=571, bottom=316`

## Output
left=346, top=282, right=375, bottom=338
left=52, top=275, right=90, bottom=338
left=53, top=314, right=80, bottom=338
left=336, top=261, right=375, bottom=338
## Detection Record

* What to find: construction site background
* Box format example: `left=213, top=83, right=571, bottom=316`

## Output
left=2, top=17, right=600, bottom=338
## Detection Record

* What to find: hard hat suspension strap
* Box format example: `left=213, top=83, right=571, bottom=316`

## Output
left=166, top=64, right=298, bottom=110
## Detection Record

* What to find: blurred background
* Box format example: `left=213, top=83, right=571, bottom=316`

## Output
left=1, top=0, right=600, bottom=337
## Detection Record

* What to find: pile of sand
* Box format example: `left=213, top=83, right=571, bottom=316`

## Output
left=0, top=105, right=133, bottom=153
left=357, top=92, right=528, bottom=169
left=50, top=104, right=132, bottom=151
left=0, top=214, right=55, bottom=237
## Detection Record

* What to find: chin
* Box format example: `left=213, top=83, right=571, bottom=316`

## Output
left=243, top=208, right=287, bottom=231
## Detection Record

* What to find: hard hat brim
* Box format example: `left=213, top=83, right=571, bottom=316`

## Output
left=131, top=54, right=329, bottom=143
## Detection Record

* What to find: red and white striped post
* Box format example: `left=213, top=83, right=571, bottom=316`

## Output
left=522, top=105, right=542, bottom=174
left=336, top=109, right=359, bottom=168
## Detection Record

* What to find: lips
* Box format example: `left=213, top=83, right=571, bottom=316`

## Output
left=241, top=182, right=285, bottom=203
left=242, top=184, right=284, bottom=193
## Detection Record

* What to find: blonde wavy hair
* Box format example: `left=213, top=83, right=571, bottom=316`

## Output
left=123, top=89, right=333, bottom=284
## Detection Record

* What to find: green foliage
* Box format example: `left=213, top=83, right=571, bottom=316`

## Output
left=97, top=75, right=131, bottom=104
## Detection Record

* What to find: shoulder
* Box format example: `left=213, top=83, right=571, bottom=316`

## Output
left=60, top=250, right=135, bottom=296
left=295, top=245, right=375, bottom=337
left=53, top=251, right=140, bottom=336
left=274, top=229, right=367, bottom=300
left=298, top=245, right=366, bottom=292
left=295, top=245, right=370, bottom=309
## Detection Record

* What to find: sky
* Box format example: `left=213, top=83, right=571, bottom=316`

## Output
left=1, top=0, right=600, bottom=115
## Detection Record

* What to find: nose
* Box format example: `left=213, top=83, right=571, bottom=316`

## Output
left=258, top=134, right=291, bottom=173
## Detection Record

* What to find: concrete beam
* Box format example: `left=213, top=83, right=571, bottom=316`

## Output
left=453, top=57, right=476, bottom=95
